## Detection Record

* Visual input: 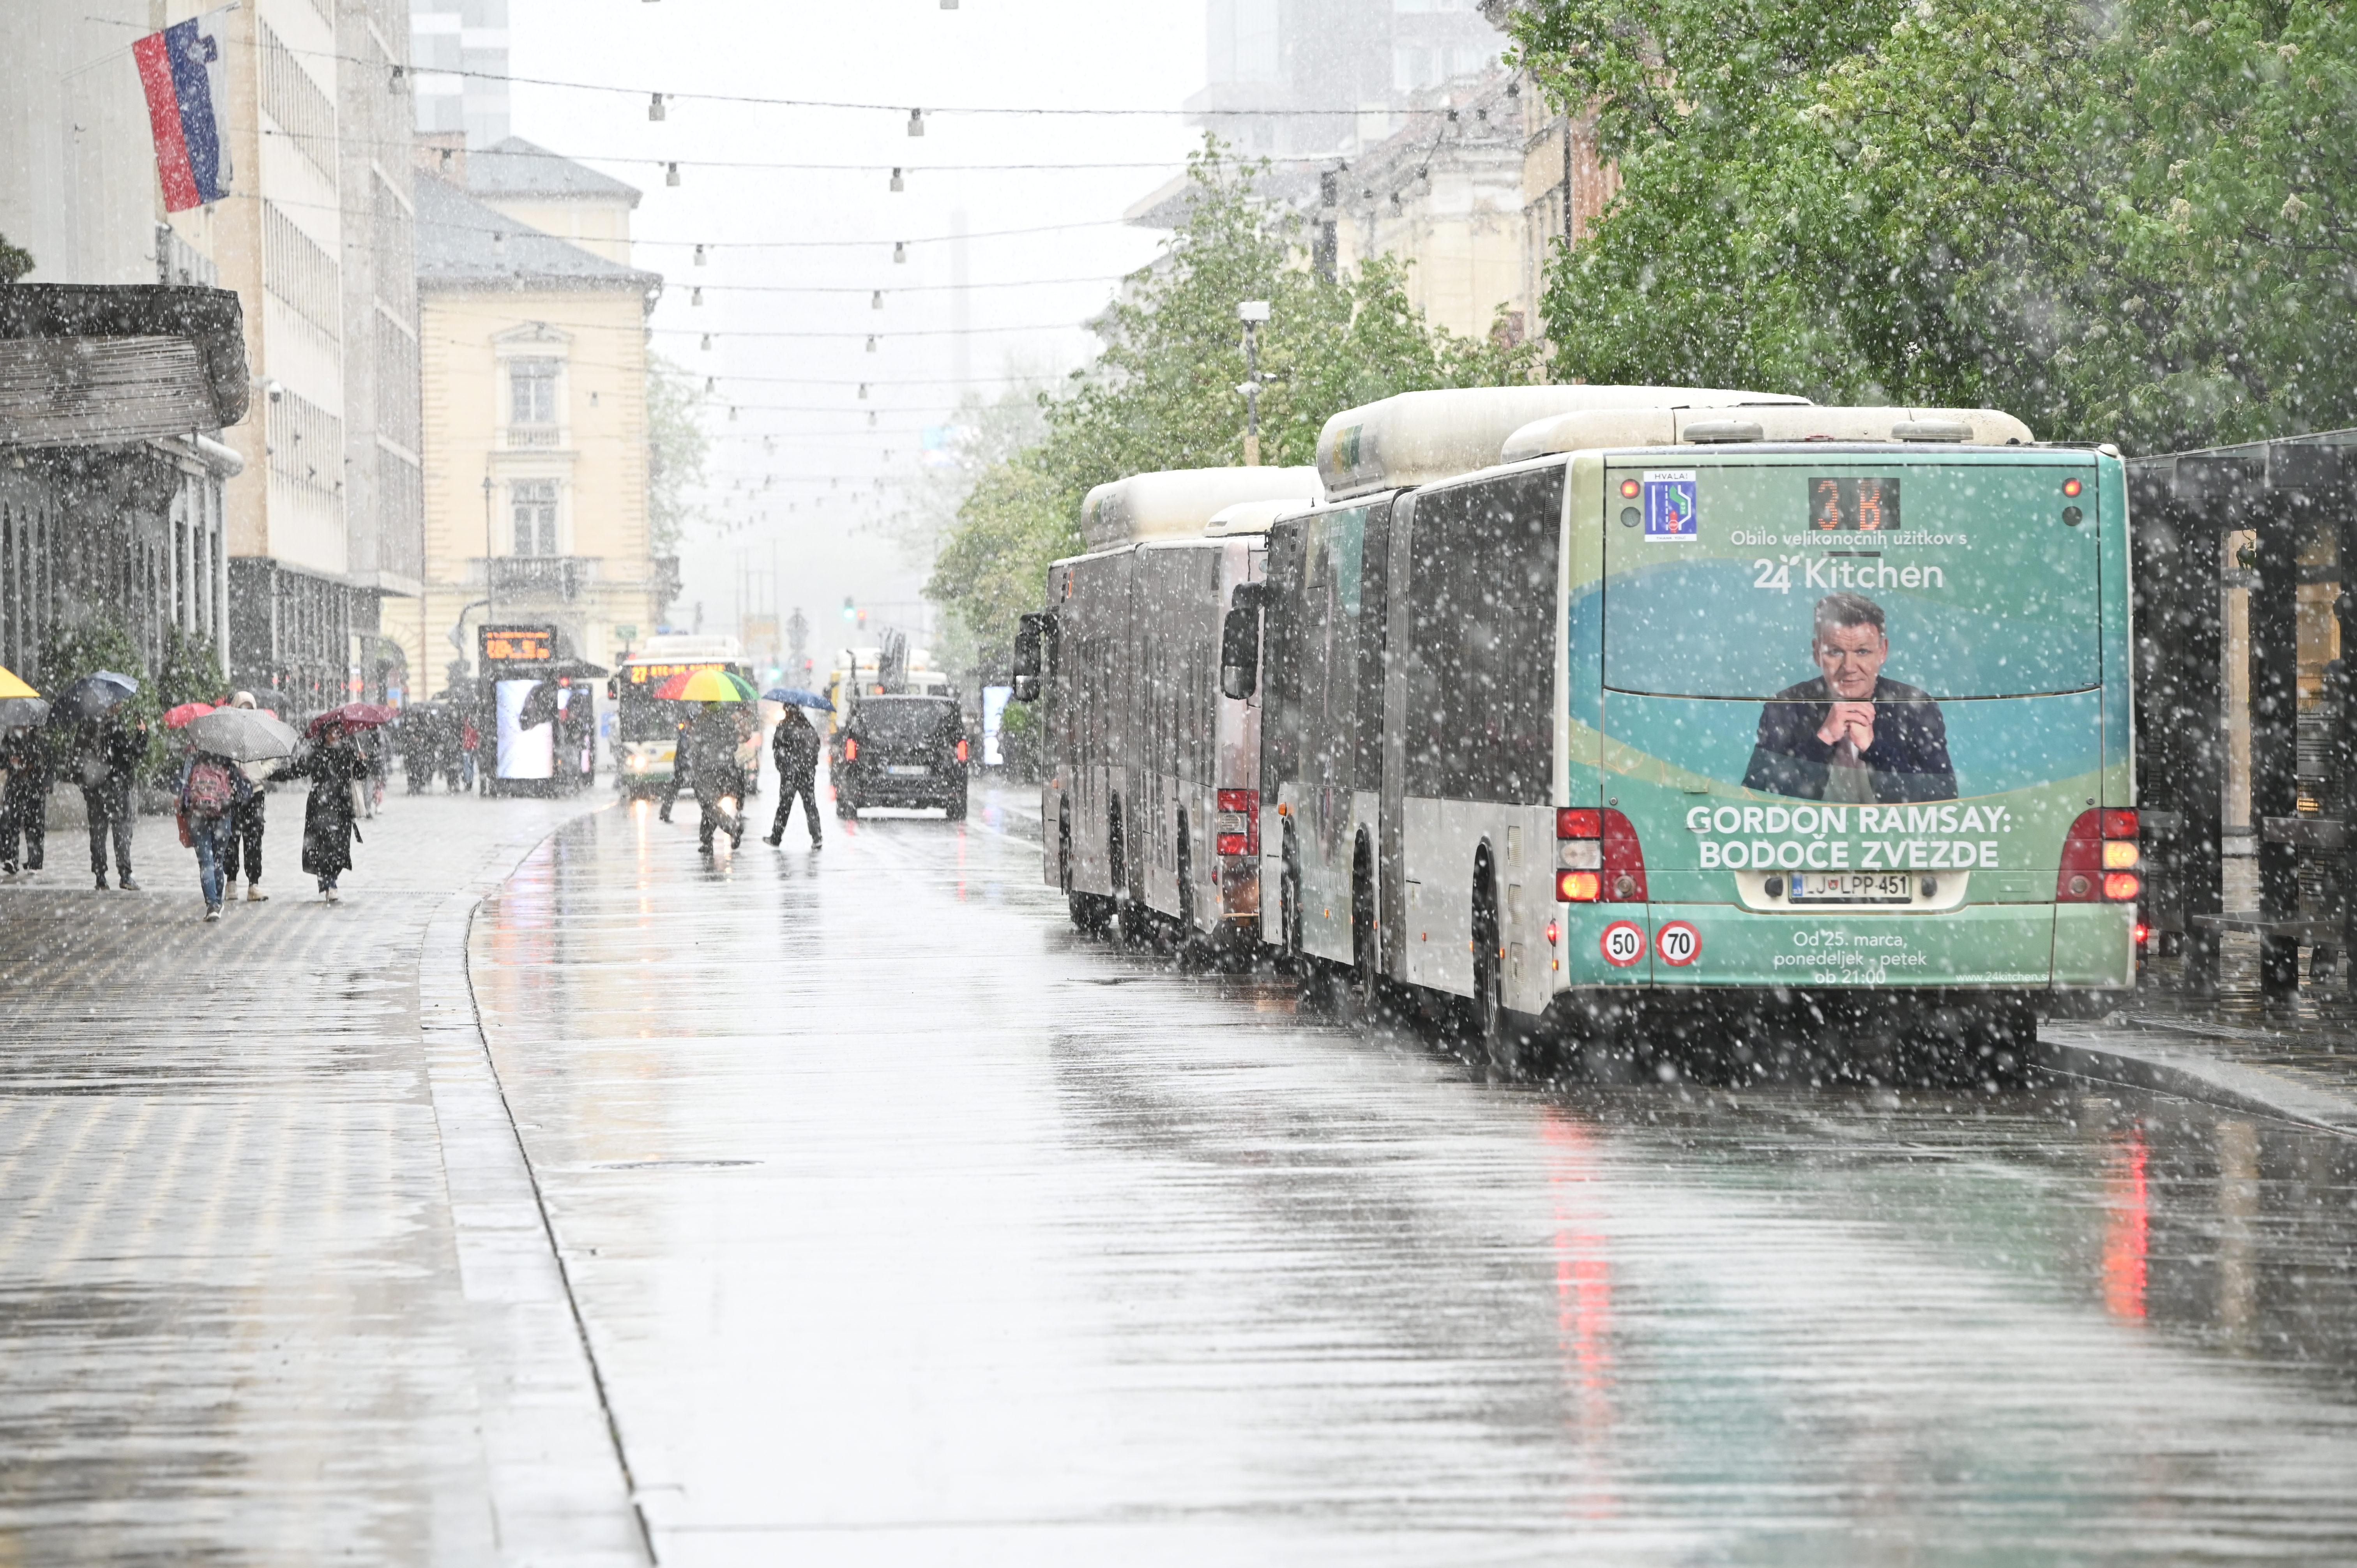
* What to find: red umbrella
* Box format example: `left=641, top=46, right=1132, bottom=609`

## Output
left=164, top=701, right=216, bottom=728
left=306, top=701, right=397, bottom=737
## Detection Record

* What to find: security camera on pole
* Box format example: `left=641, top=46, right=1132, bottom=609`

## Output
left=1237, top=300, right=1270, bottom=466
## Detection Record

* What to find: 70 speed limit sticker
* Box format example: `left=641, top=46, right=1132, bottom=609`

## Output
left=1600, top=920, right=1646, bottom=967
left=1656, top=920, right=1702, bottom=967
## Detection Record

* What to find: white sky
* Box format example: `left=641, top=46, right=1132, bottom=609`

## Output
left=506, top=0, right=1207, bottom=659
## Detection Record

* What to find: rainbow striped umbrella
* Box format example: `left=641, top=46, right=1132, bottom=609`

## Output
left=652, top=667, right=758, bottom=703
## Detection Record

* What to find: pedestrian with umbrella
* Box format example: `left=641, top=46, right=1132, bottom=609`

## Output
left=283, top=710, right=382, bottom=902
left=765, top=701, right=822, bottom=849
left=176, top=742, right=248, bottom=922
left=58, top=673, right=146, bottom=891
left=0, top=701, right=53, bottom=879
left=198, top=693, right=291, bottom=902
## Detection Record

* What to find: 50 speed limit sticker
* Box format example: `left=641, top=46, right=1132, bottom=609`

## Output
left=1599, top=920, right=1646, bottom=968
left=1655, top=920, right=1702, bottom=967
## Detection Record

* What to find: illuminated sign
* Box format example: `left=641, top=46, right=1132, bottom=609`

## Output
left=481, top=624, right=556, bottom=664
left=625, top=661, right=728, bottom=685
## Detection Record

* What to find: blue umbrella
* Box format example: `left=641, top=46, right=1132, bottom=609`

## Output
left=763, top=687, right=831, bottom=709
left=51, top=670, right=139, bottom=722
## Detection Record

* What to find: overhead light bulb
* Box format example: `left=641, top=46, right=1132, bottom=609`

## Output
left=704, top=376, right=714, bottom=392
left=666, top=162, right=681, bottom=186
left=894, top=241, right=907, bottom=264
left=691, top=287, right=703, bottom=306
left=907, top=109, right=925, bottom=137
left=868, top=412, right=878, bottom=427
left=889, top=167, right=904, bottom=192
left=649, top=92, right=666, bottom=121
left=871, top=290, right=884, bottom=309
left=700, top=333, right=713, bottom=351
left=866, top=335, right=877, bottom=353
left=858, top=384, right=870, bottom=399
left=694, top=244, right=707, bottom=266
left=729, top=405, right=739, bottom=421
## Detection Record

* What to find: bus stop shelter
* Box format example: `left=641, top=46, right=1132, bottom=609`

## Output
left=2129, top=429, right=2357, bottom=998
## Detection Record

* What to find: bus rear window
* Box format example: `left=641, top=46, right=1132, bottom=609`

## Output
left=1603, top=462, right=2099, bottom=699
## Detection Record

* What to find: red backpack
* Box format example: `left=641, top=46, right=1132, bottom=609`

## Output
left=185, top=758, right=235, bottom=818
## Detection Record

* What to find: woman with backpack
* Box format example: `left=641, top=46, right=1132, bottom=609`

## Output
left=177, top=748, right=249, bottom=922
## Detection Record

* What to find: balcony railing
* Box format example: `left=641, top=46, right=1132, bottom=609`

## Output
left=488, top=556, right=592, bottom=602
left=503, top=424, right=562, bottom=449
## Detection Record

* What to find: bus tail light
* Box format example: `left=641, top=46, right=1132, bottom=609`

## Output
left=843, top=737, right=858, bottom=763
left=1216, top=788, right=1258, bottom=857
left=1557, top=807, right=1646, bottom=901
left=2059, top=809, right=2140, bottom=901
left=954, top=737, right=970, bottom=764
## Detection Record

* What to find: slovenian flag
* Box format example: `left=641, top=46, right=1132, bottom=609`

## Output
left=134, top=9, right=235, bottom=212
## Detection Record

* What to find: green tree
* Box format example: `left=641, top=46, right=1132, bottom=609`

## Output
left=1506, top=0, right=2357, bottom=452
left=927, top=143, right=1541, bottom=664
left=645, top=354, right=709, bottom=556
left=0, top=233, right=32, bottom=284
left=40, top=616, right=164, bottom=780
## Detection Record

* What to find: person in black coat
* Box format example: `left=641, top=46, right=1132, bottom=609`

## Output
left=78, top=715, right=147, bottom=890
left=1742, top=592, right=1956, bottom=804
left=658, top=711, right=694, bottom=823
left=0, top=724, right=52, bottom=876
left=688, top=703, right=747, bottom=854
left=284, top=722, right=372, bottom=901
left=765, top=705, right=822, bottom=848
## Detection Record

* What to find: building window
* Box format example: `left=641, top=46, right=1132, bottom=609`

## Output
left=509, top=357, right=560, bottom=429
left=511, top=479, right=558, bottom=556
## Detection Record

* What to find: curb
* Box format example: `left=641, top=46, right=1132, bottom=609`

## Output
left=2039, top=1022, right=2357, bottom=1138
left=416, top=807, right=654, bottom=1567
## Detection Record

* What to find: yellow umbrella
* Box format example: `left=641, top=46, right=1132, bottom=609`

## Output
left=0, top=666, right=36, bottom=700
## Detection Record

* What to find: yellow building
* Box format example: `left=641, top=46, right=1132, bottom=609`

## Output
left=387, top=143, right=665, bottom=696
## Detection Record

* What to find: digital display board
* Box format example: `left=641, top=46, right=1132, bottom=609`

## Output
left=1809, top=477, right=1902, bottom=531
left=625, top=661, right=726, bottom=685
left=482, top=625, right=556, bottom=664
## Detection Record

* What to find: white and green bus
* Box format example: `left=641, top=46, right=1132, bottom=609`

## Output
left=1235, top=389, right=2138, bottom=1076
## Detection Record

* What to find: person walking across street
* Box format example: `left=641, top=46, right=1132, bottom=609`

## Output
left=79, top=715, right=146, bottom=890
left=659, top=711, right=693, bottom=823
left=689, top=702, right=747, bottom=855
left=222, top=692, right=270, bottom=901
left=459, top=714, right=480, bottom=793
left=0, top=724, right=51, bottom=876
left=765, top=705, right=822, bottom=848
left=177, top=746, right=248, bottom=922
left=286, top=720, right=371, bottom=902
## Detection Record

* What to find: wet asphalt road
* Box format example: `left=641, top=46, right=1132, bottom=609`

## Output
left=470, top=792, right=2357, bottom=1566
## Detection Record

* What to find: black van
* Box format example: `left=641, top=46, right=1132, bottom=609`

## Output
left=835, top=695, right=969, bottom=819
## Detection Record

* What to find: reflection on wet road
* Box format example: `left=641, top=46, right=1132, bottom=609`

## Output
left=472, top=796, right=2357, bottom=1564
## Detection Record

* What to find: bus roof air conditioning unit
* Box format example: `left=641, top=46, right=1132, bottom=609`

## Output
left=1316, top=385, right=1811, bottom=500
left=1080, top=467, right=1323, bottom=551
left=1205, top=498, right=1316, bottom=538
left=1500, top=404, right=2035, bottom=462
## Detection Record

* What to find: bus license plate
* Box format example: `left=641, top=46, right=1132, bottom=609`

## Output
left=885, top=764, right=928, bottom=777
left=1788, top=872, right=1911, bottom=903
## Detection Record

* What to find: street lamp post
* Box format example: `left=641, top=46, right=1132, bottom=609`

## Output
left=1237, top=299, right=1270, bottom=466
left=481, top=473, right=496, bottom=664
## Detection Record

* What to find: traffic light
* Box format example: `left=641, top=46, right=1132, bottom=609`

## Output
left=842, top=595, right=855, bottom=623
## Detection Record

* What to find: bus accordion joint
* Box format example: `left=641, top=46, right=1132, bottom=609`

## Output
left=1216, top=788, right=1259, bottom=857
left=1557, top=807, right=1647, bottom=902
left=2058, top=808, right=2139, bottom=901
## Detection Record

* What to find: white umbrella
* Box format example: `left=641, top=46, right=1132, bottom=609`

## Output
left=186, top=707, right=300, bottom=762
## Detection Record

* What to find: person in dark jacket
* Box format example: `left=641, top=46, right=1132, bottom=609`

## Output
left=284, top=721, right=372, bottom=901
left=79, top=715, right=147, bottom=890
left=222, top=691, right=270, bottom=901
left=1742, top=592, right=1956, bottom=803
left=689, top=703, right=747, bottom=854
left=658, top=712, right=693, bottom=823
left=0, top=724, right=52, bottom=876
left=765, top=705, right=823, bottom=848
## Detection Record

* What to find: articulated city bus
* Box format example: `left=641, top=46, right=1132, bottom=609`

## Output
left=1234, top=389, right=2134, bottom=1074
left=1016, top=467, right=1319, bottom=947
